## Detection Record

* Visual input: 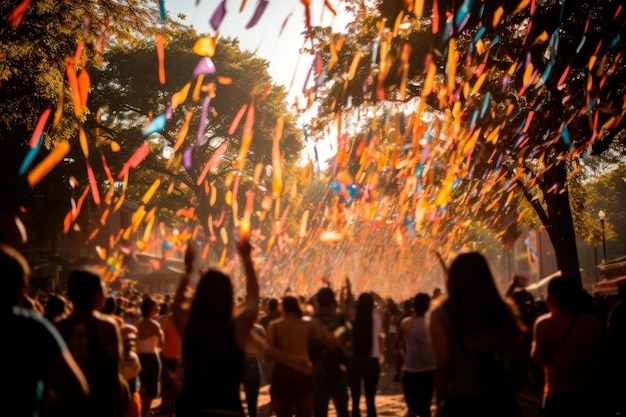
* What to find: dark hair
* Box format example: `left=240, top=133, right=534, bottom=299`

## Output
left=316, top=287, right=336, bottom=308
left=268, top=298, right=279, bottom=312
left=413, top=293, right=431, bottom=316
left=444, top=251, right=524, bottom=335
left=183, top=269, right=235, bottom=387
left=282, top=296, right=303, bottom=318
left=0, top=244, right=30, bottom=308
left=140, top=296, right=158, bottom=318
left=67, top=267, right=105, bottom=310
left=353, top=293, right=374, bottom=357
left=547, top=275, right=580, bottom=313
left=159, top=301, right=168, bottom=316
left=45, top=294, right=68, bottom=322
left=102, top=296, right=116, bottom=314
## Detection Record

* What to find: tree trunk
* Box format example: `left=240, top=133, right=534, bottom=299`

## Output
left=516, top=161, right=582, bottom=288
left=542, top=162, right=582, bottom=287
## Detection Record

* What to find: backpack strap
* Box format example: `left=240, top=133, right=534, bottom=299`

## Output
left=545, top=314, right=580, bottom=364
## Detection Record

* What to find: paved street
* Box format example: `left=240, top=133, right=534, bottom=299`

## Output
left=244, top=363, right=543, bottom=417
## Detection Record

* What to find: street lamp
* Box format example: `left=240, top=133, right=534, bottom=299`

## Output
left=599, top=210, right=607, bottom=263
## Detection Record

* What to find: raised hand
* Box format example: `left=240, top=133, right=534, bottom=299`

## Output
left=237, top=238, right=252, bottom=260
left=184, top=243, right=195, bottom=273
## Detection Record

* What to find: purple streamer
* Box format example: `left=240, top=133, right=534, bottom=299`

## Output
left=183, top=145, right=194, bottom=169
left=193, top=57, right=216, bottom=77
left=196, top=95, right=211, bottom=146
left=279, top=12, right=293, bottom=36
left=246, top=0, right=269, bottom=29
left=210, top=0, right=227, bottom=32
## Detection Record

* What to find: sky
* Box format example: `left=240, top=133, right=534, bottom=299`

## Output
left=166, top=0, right=352, bottom=164
left=167, top=0, right=351, bottom=96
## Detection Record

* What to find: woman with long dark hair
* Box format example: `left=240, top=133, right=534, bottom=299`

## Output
left=172, top=241, right=311, bottom=417
left=348, top=291, right=386, bottom=417
left=428, top=251, right=526, bottom=417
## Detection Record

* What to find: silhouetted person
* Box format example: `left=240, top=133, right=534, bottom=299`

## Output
left=259, top=297, right=280, bottom=330
left=607, top=283, right=626, bottom=415
left=395, top=293, right=435, bottom=417
left=56, top=267, right=128, bottom=417
left=532, top=275, right=605, bottom=417
left=348, top=291, right=386, bottom=417
left=2, top=244, right=89, bottom=417
left=173, top=241, right=312, bottom=417
left=136, top=296, right=163, bottom=417
left=268, top=295, right=337, bottom=417
left=310, top=287, right=352, bottom=417
left=429, top=252, right=525, bottom=417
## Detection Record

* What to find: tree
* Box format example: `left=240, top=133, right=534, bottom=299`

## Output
left=586, top=167, right=626, bottom=254
left=302, top=0, right=626, bottom=284
left=85, top=31, right=304, bottom=263
left=0, top=0, right=161, bottom=254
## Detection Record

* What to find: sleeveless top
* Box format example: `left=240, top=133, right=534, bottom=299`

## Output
left=403, top=316, right=435, bottom=372
left=136, top=335, right=160, bottom=354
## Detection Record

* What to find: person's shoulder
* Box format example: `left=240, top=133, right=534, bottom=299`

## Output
left=94, top=311, right=122, bottom=332
left=429, top=304, right=446, bottom=320
left=533, top=312, right=551, bottom=330
left=11, top=306, right=55, bottom=330
left=10, top=306, right=67, bottom=348
left=400, top=315, right=413, bottom=327
left=579, top=312, right=603, bottom=329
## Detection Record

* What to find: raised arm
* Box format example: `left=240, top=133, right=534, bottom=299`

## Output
left=235, top=238, right=260, bottom=349
left=172, top=243, right=195, bottom=335
left=505, top=274, right=526, bottom=298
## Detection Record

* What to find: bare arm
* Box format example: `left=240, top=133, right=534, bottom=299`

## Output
left=505, top=274, right=526, bottom=298
left=247, top=330, right=312, bottom=374
left=235, top=239, right=260, bottom=349
left=394, top=317, right=408, bottom=355
left=172, top=244, right=195, bottom=335
left=429, top=311, right=452, bottom=417
left=531, top=317, right=548, bottom=366
left=310, top=319, right=339, bottom=348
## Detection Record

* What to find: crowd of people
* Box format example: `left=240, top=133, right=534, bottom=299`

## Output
left=4, top=241, right=625, bottom=417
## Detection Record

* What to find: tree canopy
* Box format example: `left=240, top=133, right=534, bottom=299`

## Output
left=299, top=0, right=626, bottom=283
